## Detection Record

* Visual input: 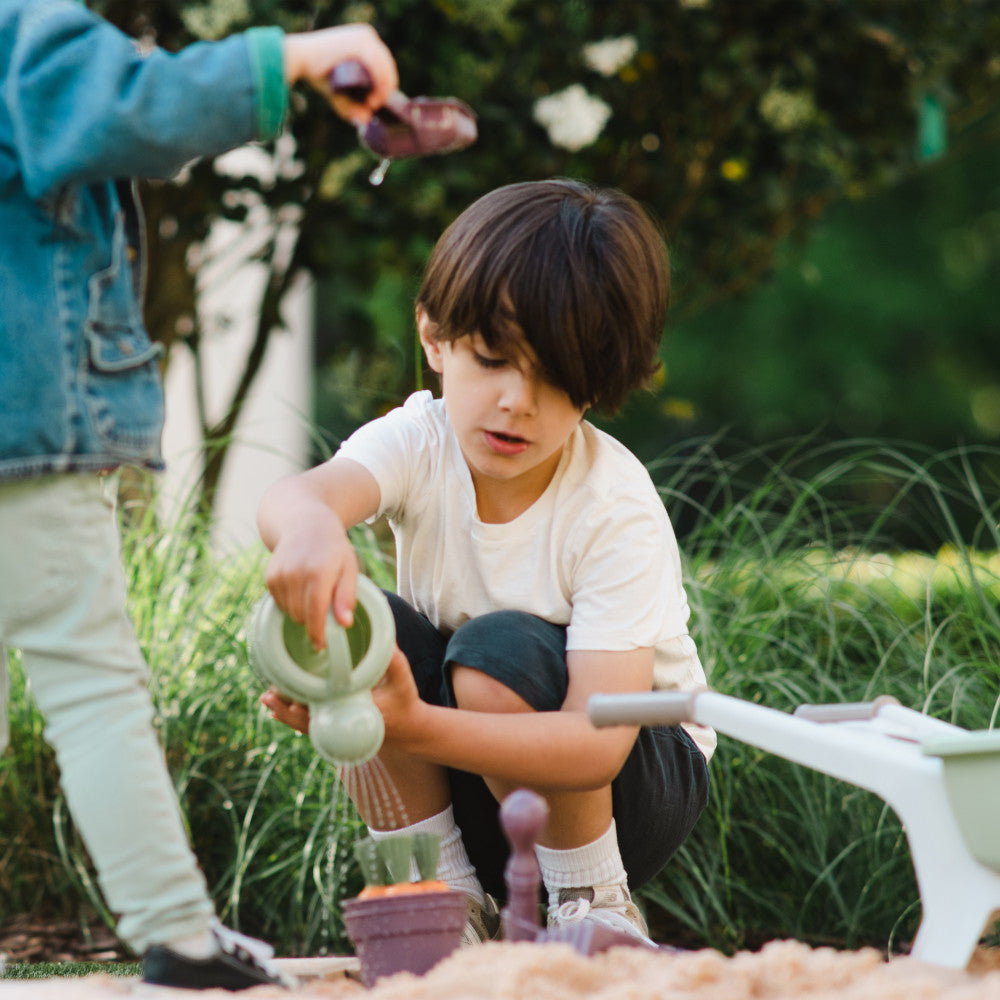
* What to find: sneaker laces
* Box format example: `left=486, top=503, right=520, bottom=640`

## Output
left=551, top=897, right=596, bottom=924
left=547, top=884, right=654, bottom=946
left=548, top=884, right=635, bottom=925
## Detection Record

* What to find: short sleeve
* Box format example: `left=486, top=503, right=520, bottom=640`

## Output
left=335, top=392, right=441, bottom=521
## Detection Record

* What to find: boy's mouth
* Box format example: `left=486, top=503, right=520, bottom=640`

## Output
left=484, top=429, right=529, bottom=455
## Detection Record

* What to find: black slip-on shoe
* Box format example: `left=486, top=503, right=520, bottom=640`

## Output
left=142, top=923, right=294, bottom=991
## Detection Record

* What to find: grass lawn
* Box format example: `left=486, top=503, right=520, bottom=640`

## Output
left=3, top=961, right=140, bottom=979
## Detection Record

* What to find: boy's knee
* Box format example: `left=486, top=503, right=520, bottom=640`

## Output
left=445, top=611, right=568, bottom=712
left=451, top=663, right=529, bottom=713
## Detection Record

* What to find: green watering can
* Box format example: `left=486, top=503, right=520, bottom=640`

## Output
left=249, top=576, right=395, bottom=766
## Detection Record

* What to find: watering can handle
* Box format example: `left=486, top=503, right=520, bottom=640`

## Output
left=346, top=576, right=395, bottom=693
left=249, top=595, right=350, bottom=704
left=249, top=578, right=394, bottom=704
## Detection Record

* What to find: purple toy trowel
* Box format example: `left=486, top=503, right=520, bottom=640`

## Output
left=330, top=61, right=477, bottom=162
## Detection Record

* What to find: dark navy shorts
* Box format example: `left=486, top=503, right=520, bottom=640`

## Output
left=385, top=591, right=710, bottom=901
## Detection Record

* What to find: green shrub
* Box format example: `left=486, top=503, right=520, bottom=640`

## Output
left=2, top=440, right=998, bottom=957
left=643, top=439, right=1000, bottom=955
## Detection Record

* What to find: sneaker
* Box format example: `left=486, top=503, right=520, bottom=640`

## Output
left=142, top=922, right=295, bottom=991
left=461, top=893, right=502, bottom=946
left=547, top=882, right=656, bottom=948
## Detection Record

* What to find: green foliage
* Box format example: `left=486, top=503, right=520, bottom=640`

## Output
left=660, top=133, right=1000, bottom=456
left=297, top=0, right=1000, bottom=443
left=3, top=439, right=1000, bottom=959
left=89, top=1, right=1000, bottom=486
left=0, top=504, right=393, bottom=957
left=642, top=437, right=1000, bottom=953
left=0, top=649, right=68, bottom=916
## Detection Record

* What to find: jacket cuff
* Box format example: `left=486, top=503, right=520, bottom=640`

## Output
left=245, top=26, right=288, bottom=140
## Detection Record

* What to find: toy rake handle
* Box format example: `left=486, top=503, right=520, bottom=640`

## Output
left=329, top=60, right=374, bottom=103
left=589, top=691, right=911, bottom=729
left=792, top=695, right=901, bottom=723
left=587, top=691, right=697, bottom=728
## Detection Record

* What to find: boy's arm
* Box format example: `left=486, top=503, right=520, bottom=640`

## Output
left=376, top=646, right=655, bottom=792
left=257, top=457, right=380, bottom=649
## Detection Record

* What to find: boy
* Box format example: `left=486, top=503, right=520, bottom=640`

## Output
left=0, top=0, right=396, bottom=989
left=259, top=180, right=714, bottom=945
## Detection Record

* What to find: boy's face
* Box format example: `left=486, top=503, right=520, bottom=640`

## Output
left=418, top=309, right=587, bottom=520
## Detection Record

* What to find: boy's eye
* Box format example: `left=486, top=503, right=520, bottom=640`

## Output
left=473, top=352, right=507, bottom=370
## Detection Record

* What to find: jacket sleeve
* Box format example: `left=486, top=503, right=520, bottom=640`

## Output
left=6, top=0, right=287, bottom=198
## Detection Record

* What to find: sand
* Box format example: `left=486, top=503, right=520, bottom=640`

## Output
left=3, top=940, right=1000, bottom=1000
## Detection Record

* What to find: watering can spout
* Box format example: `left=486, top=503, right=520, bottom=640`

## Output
left=249, top=576, right=396, bottom=766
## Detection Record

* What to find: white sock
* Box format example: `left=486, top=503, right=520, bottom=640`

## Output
left=370, top=805, right=485, bottom=905
left=534, top=819, right=627, bottom=910
left=164, top=928, right=216, bottom=960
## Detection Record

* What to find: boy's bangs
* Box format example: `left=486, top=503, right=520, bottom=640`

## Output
left=430, top=231, right=591, bottom=404
left=418, top=179, right=668, bottom=414
left=477, top=295, right=526, bottom=356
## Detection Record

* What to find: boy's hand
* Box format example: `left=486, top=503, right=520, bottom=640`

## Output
left=261, top=687, right=310, bottom=734
left=371, top=645, right=426, bottom=742
left=258, top=458, right=381, bottom=651
left=263, top=510, right=358, bottom=650
left=282, top=24, right=398, bottom=124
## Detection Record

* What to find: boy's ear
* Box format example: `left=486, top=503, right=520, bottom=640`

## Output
left=416, top=306, right=445, bottom=374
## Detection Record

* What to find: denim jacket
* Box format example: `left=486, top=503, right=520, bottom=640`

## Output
left=0, top=0, right=287, bottom=480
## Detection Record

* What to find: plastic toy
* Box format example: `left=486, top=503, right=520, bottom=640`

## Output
left=329, top=60, right=477, bottom=162
left=588, top=689, right=1000, bottom=969
left=248, top=575, right=395, bottom=766
left=499, top=788, right=661, bottom=955
left=343, top=832, right=467, bottom=986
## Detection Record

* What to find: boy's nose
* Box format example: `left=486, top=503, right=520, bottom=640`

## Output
left=499, top=369, right=537, bottom=414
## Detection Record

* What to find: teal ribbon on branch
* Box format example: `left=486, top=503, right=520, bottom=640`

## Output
left=917, top=92, right=947, bottom=162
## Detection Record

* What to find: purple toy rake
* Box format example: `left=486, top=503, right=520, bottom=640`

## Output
left=499, top=788, right=663, bottom=956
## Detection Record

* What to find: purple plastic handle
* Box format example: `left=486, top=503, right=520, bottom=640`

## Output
left=499, top=789, right=548, bottom=942
left=329, top=60, right=374, bottom=103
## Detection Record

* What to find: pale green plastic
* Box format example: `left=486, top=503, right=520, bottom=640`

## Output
left=376, top=835, right=414, bottom=885
left=249, top=576, right=395, bottom=766
left=922, top=729, right=1000, bottom=872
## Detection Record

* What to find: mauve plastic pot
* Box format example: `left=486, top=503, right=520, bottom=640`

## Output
left=343, top=889, right=468, bottom=986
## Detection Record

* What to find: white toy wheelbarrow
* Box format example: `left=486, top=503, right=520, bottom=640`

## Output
left=588, top=689, right=1000, bottom=969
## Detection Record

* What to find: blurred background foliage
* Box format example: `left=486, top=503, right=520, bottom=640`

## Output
left=91, top=0, right=1000, bottom=538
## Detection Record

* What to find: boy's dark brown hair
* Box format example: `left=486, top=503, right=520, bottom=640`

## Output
left=416, top=179, right=669, bottom=415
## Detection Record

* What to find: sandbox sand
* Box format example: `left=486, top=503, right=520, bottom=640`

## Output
left=3, top=940, right=1000, bottom=1000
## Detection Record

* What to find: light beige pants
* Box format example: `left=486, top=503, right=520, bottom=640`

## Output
left=0, top=474, right=213, bottom=952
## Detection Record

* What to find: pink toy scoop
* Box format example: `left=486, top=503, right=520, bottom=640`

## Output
left=330, top=61, right=477, bottom=160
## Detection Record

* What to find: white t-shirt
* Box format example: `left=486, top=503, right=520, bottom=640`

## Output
left=337, top=391, right=715, bottom=758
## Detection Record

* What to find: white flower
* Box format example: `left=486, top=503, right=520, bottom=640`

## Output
left=181, top=0, right=251, bottom=40
left=758, top=87, right=817, bottom=132
left=582, top=35, right=638, bottom=77
left=533, top=84, right=612, bottom=152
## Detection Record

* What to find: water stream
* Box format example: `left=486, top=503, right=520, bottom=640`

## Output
left=337, top=756, right=409, bottom=832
